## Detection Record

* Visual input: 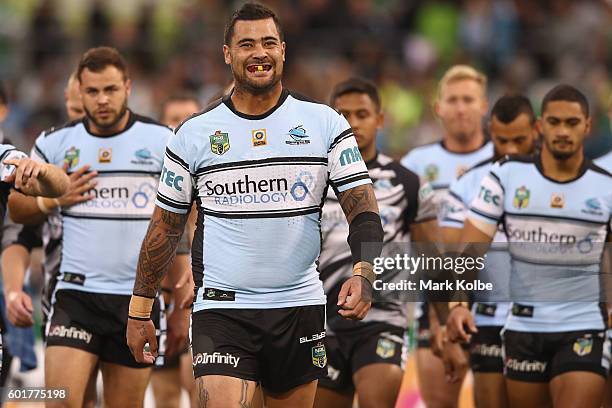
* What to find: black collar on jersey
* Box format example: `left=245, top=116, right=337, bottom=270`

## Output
left=439, top=137, right=489, bottom=155
left=223, top=88, right=290, bottom=120
left=534, top=151, right=591, bottom=184
left=82, top=109, right=136, bottom=138
left=365, top=152, right=380, bottom=169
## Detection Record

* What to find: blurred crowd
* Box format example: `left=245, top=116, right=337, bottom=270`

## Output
left=0, top=0, right=611, bottom=158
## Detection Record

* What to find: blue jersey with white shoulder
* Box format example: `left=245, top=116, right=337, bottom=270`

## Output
left=468, top=155, right=612, bottom=332
left=440, top=157, right=511, bottom=327
left=30, top=112, right=172, bottom=295
left=156, top=89, right=372, bottom=312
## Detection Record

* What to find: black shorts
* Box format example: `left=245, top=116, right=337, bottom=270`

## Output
left=191, top=305, right=326, bottom=393
left=318, top=323, right=406, bottom=392
left=470, top=326, right=503, bottom=373
left=502, top=329, right=610, bottom=382
left=46, top=289, right=162, bottom=368
left=416, top=303, right=431, bottom=348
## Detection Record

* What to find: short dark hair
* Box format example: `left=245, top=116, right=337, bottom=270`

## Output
left=491, top=94, right=535, bottom=125
left=0, top=82, right=7, bottom=106
left=330, top=77, right=381, bottom=112
left=77, top=46, right=129, bottom=82
left=224, top=2, right=283, bottom=45
left=541, top=84, right=589, bottom=117
left=159, top=93, right=201, bottom=120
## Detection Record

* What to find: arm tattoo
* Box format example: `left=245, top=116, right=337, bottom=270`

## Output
left=337, top=184, right=379, bottom=224
left=239, top=379, right=252, bottom=408
left=133, top=206, right=188, bottom=297
left=197, top=379, right=210, bottom=408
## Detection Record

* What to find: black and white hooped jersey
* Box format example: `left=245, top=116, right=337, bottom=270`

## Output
left=320, top=152, right=435, bottom=331
left=156, top=89, right=372, bottom=312
left=30, top=112, right=172, bottom=295
left=400, top=141, right=493, bottom=211
left=440, top=157, right=511, bottom=327
left=0, top=144, right=27, bottom=221
left=468, top=155, right=612, bottom=332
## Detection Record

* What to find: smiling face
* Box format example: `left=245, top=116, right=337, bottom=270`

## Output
left=223, top=18, right=285, bottom=95
left=80, top=66, right=130, bottom=130
left=538, top=100, right=590, bottom=160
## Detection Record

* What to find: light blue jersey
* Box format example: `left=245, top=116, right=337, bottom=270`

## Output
left=440, top=157, right=511, bottom=327
left=156, top=89, right=372, bottom=312
left=595, top=151, right=612, bottom=171
left=31, top=113, right=172, bottom=295
left=401, top=140, right=492, bottom=320
left=468, top=155, right=612, bottom=332
left=400, top=141, right=493, bottom=211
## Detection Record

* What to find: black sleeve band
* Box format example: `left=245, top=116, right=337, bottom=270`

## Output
left=347, top=211, right=384, bottom=265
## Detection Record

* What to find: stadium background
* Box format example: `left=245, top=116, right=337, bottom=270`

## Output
left=0, top=0, right=610, bottom=407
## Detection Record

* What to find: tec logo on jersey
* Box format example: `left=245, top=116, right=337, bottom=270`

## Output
left=210, top=130, right=230, bottom=155
left=252, top=129, right=267, bottom=147
left=513, top=186, right=530, bottom=209
left=286, top=125, right=310, bottom=145
left=98, top=148, right=112, bottom=163
left=63, top=146, right=80, bottom=171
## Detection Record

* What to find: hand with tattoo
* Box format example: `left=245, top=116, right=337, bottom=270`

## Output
left=126, top=317, right=158, bottom=364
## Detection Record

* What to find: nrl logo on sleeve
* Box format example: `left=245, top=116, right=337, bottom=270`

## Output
left=63, top=146, right=80, bottom=171
left=311, top=342, right=327, bottom=368
left=210, top=131, right=230, bottom=155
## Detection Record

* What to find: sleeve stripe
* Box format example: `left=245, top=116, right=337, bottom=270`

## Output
left=33, top=144, right=50, bottom=163
left=156, top=193, right=191, bottom=210
left=489, top=172, right=505, bottom=194
left=328, top=129, right=354, bottom=152
left=331, top=170, right=370, bottom=184
left=165, top=148, right=189, bottom=172
left=0, top=148, right=16, bottom=163
left=470, top=207, right=500, bottom=222
left=332, top=173, right=371, bottom=187
left=448, top=190, right=464, bottom=204
left=440, top=217, right=464, bottom=227
left=156, top=192, right=188, bottom=206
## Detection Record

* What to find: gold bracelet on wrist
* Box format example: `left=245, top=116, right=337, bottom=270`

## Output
left=352, top=261, right=376, bottom=285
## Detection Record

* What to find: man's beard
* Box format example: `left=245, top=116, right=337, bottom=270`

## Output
left=233, top=65, right=281, bottom=96
left=85, top=99, right=128, bottom=130
left=545, top=142, right=577, bottom=161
